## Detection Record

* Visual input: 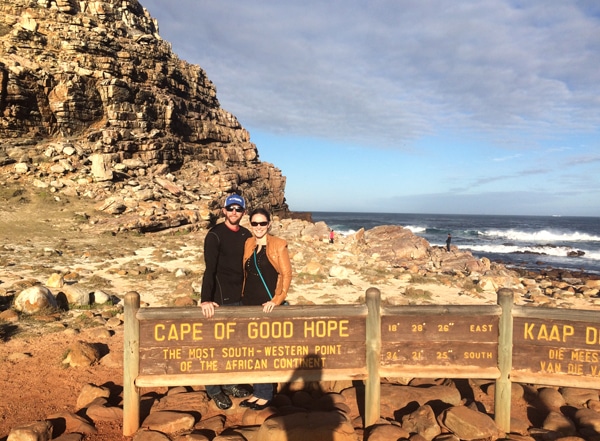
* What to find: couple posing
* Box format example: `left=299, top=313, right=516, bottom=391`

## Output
left=199, top=194, right=292, bottom=411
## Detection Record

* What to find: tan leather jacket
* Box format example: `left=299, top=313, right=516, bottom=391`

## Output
left=243, top=234, right=292, bottom=305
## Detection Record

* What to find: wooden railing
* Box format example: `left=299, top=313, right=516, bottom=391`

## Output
left=123, top=288, right=600, bottom=436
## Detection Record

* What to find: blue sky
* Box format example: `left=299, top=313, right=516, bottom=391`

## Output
left=141, top=0, right=600, bottom=216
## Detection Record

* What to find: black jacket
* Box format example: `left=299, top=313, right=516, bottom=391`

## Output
left=200, top=222, right=251, bottom=304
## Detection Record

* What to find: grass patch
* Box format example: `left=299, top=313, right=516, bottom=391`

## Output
left=404, top=286, right=433, bottom=300
left=295, top=273, right=327, bottom=284
left=358, top=267, right=391, bottom=284
left=36, top=190, right=53, bottom=201
left=409, top=274, right=439, bottom=285
left=73, top=213, right=90, bottom=224
left=88, top=275, right=113, bottom=288
left=333, top=279, right=353, bottom=287
left=291, top=296, right=316, bottom=305
left=71, top=312, right=104, bottom=328
left=71, top=302, right=116, bottom=311
left=167, top=229, right=192, bottom=237
left=460, top=278, right=483, bottom=292
left=17, top=306, right=61, bottom=319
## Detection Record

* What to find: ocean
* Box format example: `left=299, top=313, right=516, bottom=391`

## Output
left=310, top=212, right=600, bottom=276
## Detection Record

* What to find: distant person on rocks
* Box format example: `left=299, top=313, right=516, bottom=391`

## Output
left=329, top=229, right=335, bottom=244
left=240, top=207, right=292, bottom=410
left=199, top=193, right=252, bottom=409
left=446, top=233, right=452, bottom=252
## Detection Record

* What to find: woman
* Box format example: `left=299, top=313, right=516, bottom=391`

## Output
left=240, top=207, right=292, bottom=410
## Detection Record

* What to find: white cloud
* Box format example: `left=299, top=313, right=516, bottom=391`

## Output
left=143, top=0, right=600, bottom=150
left=493, top=154, right=523, bottom=162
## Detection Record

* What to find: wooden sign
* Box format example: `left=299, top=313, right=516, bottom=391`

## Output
left=512, top=312, right=600, bottom=387
left=123, top=289, right=598, bottom=436
left=379, top=305, right=500, bottom=377
left=136, top=305, right=367, bottom=384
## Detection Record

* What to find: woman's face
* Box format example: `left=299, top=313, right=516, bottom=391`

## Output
left=250, top=213, right=270, bottom=239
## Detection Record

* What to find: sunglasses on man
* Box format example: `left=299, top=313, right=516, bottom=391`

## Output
left=225, top=206, right=244, bottom=213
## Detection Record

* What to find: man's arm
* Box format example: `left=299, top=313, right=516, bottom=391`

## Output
left=199, top=231, right=221, bottom=317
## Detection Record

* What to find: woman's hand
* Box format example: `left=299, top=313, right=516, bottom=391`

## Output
left=262, top=301, right=276, bottom=313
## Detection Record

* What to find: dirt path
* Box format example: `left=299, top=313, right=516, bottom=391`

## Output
left=0, top=325, right=128, bottom=439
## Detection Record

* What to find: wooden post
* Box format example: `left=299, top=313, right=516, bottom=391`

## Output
left=123, top=291, right=141, bottom=436
left=495, top=288, right=514, bottom=434
left=365, top=287, right=381, bottom=427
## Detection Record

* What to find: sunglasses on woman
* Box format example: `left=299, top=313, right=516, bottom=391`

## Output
left=225, top=206, right=244, bottom=213
left=250, top=221, right=269, bottom=227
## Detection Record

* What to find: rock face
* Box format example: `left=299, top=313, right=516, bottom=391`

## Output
left=0, top=0, right=288, bottom=231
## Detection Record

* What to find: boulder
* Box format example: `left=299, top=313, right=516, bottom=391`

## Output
left=60, top=284, right=90, bottom=306
left=542, top=411, right=577, bottom=436
left=380, top=384, right=461, bottom=419
left=440, top=406, right=502, bottom=440
left=366, top=423, right=410, bottom=441
left=77, top=384, right=111, bottom=410
left=62, top=341, right=101, bottom=367
left=560, top=388, right=599, bottom=407
left=47, top=411, right=98, bottom=436
left=401, top=404, right=441, bottom=440
left=141, top=411, right=195, bottom=435
left=14, top=285, right=57, bottom=314
left=7, top=420, right=53, bottom=441
left=365, top=225, right=430, bottom=262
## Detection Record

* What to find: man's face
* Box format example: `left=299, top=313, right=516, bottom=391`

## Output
left=222, top=205, right=245, bottom=226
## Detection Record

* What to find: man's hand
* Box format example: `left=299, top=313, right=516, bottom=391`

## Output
left=200, top=301, right=219, bottom=318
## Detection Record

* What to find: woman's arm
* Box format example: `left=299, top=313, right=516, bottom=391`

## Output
left=271, top=238, right=292, bottom=305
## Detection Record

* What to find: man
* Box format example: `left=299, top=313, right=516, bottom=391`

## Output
left=199, top=193, right=252, bottom=409
left=446, top=233, right=452, bottom=252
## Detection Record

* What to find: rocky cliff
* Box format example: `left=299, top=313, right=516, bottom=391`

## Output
left=0, top=0, right=288, bottom=231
